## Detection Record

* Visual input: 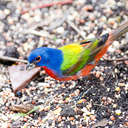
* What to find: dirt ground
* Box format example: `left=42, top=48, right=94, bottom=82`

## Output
left=0, top=0, right=128, bottom=127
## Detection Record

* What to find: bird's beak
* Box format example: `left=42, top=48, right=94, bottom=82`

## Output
left=26, top=62, right=36, bottom=70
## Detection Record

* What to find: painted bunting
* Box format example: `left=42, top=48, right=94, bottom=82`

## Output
left=27, top=21, right=128, bottom=81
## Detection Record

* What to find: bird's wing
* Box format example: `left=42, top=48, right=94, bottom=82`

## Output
left=59, top=34, right=109, bottom=76
left=59, top=43, right=84, bottom=72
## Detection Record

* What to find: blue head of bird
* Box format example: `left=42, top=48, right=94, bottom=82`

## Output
left=27, top=47, right=63, bottom=71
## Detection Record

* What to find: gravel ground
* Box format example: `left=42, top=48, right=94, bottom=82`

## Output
left=0, top=0, right=128, bottom=127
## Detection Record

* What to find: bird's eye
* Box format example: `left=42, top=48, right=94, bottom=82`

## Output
left=35, top=56, right=41, bottom=62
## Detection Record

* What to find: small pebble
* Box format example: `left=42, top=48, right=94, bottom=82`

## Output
left=0, top=10, right=6, bottom=20
left=56, top=27, right=64, bottom=34
left=114, top=68, right=118, bottom=73
left=109, top=120, right=113, bottom=125
left=31, top=100, right=36, bottom=104
left=90, top=115, right=96, bottom=121
left=53, top=107, right=62, bottom=115
left=57, top=116, right=62, bottom=122
left=23, top=117, right=28, bottom=122
left=100, top=76, right=104, bottom=81
left=102, top=96, right=107, bottom=102
left=83, top=5, right=93, bottom=12
left=124, top=122, right=128, bottom=127
left=69, top=117, right=75, bottom=121
left=110, top=115, right=115, bottom=121
left=124, top=60, right=128, bottom=65
left=115, top=109, right=121, bottom=116
left=107, top=97, right=113, bottom=104
left=15, top=91, right=22, bottom=98
left=115, top=87, right=120, bottom=92
left=77, top=99, right=86, bottom=104
left=118, top=83, right=125, bottom=87
left=95, top=71, right=101, bottom=78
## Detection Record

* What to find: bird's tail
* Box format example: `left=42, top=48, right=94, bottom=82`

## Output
left=94, top=21, right=128, bottom=63
left=108, top=21, right=128, bottom=42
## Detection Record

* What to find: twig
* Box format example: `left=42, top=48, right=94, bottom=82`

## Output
left=105, top=58, right=128, bottom=61
left=21, top=0, right=73, bottom=15
left=25, top=29, right=47, bottom=37
left=0, top=55, right=28, bottom=63
left=66, top=20, right=85, bottom=39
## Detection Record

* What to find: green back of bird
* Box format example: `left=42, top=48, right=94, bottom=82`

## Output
left=58, top=38, right=99, bottom=75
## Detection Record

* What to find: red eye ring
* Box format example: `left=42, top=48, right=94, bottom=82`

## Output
left=35, top=56, right=41, bottom=62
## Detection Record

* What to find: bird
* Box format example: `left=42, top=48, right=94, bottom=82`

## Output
left=27, top=21, right=128, bottom=81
